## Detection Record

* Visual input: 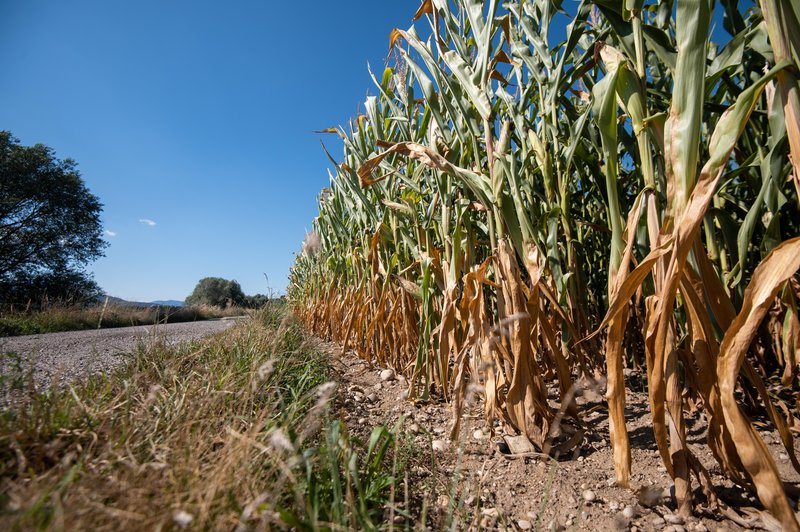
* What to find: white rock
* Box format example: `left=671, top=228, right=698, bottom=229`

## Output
left=473, top=429, right=485, bottom=440
left=380, top=369, right=395, bottom=381
left=622, top=505, right=636, bottom=519
left=664, top=514, right=685, bottom=525
left=518, top=519, right=532, bottom=530
left=173, top=510, right=194, bottom=528
left=432, top=439, right=448, bottom=452
left=583, top=490, right=597, bottom=503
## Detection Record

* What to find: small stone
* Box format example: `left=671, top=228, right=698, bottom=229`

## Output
left=357, top=417, right=366, bottom=424
left=380, top=369, right=395, bottom=381
left=408, top=423, right=420, bottom=433
left=608, top=500, right=620, bottom=512
left=780, top=453, right=789, bottom=461
left=465, top=495, right=476, bottom=505
left=173, top=510, right=194, bottom=528
left=622, top=505, right=636, bottom=519
left=393, top=515, right=403, bottom=523
left=583, top=490, right=597, bottom=503
left=432, top=439, right=448, bottom=452
left=473, top=429, right=485, bottom=440
left=366, top=393, right=378, bottom=403
left=606, top=477, right=617, bottom=487
left=433, top=426, right=446, bottom=434
left=577, top=455, right=584, bottom=462
left=565, top=518, right=574, bottom=527
left=518, top=519, right=532, bottom=530
left=664, top=514, right=685, bottom=525
left=652, top=516, right=666, bottom=529
left=373, top=383, right=382, bottom=390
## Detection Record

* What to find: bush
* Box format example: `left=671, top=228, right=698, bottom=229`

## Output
left=185, top=277, right=246, bottom=308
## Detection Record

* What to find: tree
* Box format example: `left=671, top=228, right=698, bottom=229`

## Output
left=185, top=277, right=246, bottom=308
left=0, top=270, right=102, bottom=308
left=0, top=131, right=107, bottom=307
left=244, top=293, right=269, bottom=308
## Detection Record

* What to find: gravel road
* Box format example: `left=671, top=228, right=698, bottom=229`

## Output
left=0, top=319, right=239, bottom=404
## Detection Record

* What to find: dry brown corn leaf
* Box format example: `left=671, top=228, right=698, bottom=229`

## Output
left=718, top=237, right=800, bottom=531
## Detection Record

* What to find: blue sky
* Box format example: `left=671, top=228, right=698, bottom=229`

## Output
left=0, top=1, right=415, bottom=301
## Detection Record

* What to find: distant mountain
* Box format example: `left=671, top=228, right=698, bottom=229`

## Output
left=100, top=296, right=184, bottom=308
left=150, top=299, right=185, bottom=307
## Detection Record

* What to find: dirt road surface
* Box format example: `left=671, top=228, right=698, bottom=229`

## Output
left=0, top=320, right=238, bottom=404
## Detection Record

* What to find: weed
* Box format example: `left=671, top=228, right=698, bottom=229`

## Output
left=0, top=307, right=399, bottom=530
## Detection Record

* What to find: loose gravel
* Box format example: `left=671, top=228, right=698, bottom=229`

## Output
left=0, top=319, right=239, bottom=405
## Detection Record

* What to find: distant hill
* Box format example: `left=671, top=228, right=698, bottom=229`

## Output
left=101, top=296, right=184, bottom=308
left=149, top=300, right=185, bottom=307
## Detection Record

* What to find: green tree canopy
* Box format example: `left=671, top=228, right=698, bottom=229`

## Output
left=185, top=277, right=246, bottom=308
left=0, top=131, right=106, bottom=307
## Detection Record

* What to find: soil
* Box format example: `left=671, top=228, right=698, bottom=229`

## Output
left=322, top=338, right=800, bottom=532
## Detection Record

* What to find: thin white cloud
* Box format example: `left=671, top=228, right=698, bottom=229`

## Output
left=139, top=218, right=157, bottom=226
left=105, top=230, right=117, bottom=237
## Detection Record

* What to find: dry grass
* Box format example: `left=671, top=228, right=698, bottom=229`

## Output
left=0, top=304, right=399, bottom=530
left=0, top=303, right=247, bottom=337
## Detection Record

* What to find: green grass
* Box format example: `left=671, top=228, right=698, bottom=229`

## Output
left=0, top=303, right=247, bottom=337
left=0, top=303, right=402, bottom=530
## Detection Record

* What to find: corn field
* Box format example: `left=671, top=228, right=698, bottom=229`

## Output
left=289, top=0, right=800, bottom=527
